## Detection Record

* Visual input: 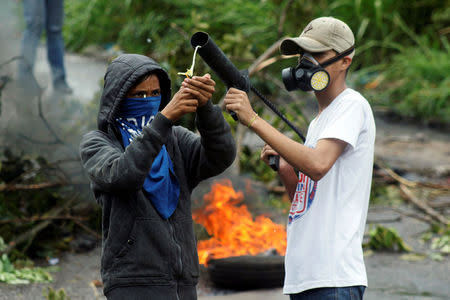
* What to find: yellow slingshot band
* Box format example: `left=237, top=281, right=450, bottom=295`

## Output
left=177, top=45, right=201, bottom=78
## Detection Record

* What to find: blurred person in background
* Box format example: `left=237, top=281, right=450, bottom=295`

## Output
left=80, top=54, right=235, bottom=300
left=224, top=17, right=375, bottom=300
left=17, top=0, right=73, bottom=94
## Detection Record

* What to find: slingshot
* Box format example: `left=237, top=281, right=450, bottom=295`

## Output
left=177, top=45, right=201, bottom=78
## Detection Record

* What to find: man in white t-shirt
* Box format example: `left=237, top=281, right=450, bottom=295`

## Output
left=224, top=17, right=375, bottom=299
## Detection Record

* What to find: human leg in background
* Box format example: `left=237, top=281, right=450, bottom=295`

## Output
left=46, top=0, right=72, bottom=94
left=17, top=0, right=45, bottom=83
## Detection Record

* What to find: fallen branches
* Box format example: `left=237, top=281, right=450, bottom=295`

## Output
left=73, top=219, right=101, bottom=240
left=376, top=161, right=450, bottom=190
left=1, top=195, right=77, bottom=255
left=0, top=181, right=66, bottom=192
left=374, top=161, right=449, bottom=226
left=368, top=206, right=435, bottom=224
left=390, top=206, right=435, bottom=224
left=1, top=191, right=101, bottom=254
left=399, top=184, right=449, bottom=226
left=0, top=215, right=87, bottom=224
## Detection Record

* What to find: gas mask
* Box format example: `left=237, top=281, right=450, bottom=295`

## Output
left=282, top=46, right=355, bottom=92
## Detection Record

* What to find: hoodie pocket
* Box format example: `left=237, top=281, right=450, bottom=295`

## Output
left=111, top=218, right=171, bottom=277
left=173, top=217, right=200, bottom=280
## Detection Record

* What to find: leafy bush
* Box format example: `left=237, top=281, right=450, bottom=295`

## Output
left=361, top=33, right=449, bottom=125
left=43, top=287, right=71, bottom=300
left=421, top=224, right=450, bottom=261
left=364, top=225, right=412, bottom=252
left=384, top=47, right=449, bottom=124
left=0, top=237, right=54, bottom=284
left=313, top=0, right=449, bottom=68
left=64, top=0, right=278, bottom=95
left=64, top=0, right=448, bottom=124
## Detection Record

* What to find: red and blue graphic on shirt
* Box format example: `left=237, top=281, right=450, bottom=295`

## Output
left=289, top=172, right=317, bottom=225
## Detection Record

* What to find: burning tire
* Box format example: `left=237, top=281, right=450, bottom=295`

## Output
left=207, top=255, right=285, bottom=290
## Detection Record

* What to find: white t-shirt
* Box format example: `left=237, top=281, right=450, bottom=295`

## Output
left=283, top=88, right=376, bottom=294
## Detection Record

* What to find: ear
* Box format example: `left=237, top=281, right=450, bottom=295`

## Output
left=341, top=56, right=352, bottom=70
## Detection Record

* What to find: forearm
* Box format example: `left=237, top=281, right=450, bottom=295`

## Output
left=278, top=163, right=298, bottom=200
left=196, top=101, right=235, bottom=162
left=181, top=101, right=236, bottom=187
left=223, top=88, right=345, bottom=181
left=250, top=117, right=324, bottom=181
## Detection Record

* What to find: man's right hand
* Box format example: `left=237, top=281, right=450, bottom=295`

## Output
left=261, top=143, right=298, bottom=200
left=161, top=89, right=198, bottom=121
left=261, top=144, right=291, bottom=171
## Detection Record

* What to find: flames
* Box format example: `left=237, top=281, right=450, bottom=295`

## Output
left=193, top=180, right=286, bottom=265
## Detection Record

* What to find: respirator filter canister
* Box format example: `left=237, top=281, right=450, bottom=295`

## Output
left=282, top=46, right=355, bottom=92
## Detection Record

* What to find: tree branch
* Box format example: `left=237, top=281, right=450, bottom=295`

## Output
left=399, top=184, right=449, bottom=226
left=1, top=195, right=78, bottom=254
left=376, top=161, right=450, bottom=190
left=248, top=38, right=285, bottom=76
left=0, top=181, right=66, bottom=192
left=0, top=215, right=87, bottom=224
left=277, top=0, right=294, bottom=38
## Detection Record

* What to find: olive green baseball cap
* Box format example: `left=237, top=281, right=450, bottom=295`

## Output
left=280, top=17, right=355, bottom=54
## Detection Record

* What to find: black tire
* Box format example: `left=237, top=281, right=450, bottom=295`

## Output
left=207, top=255, right=285, bottom=290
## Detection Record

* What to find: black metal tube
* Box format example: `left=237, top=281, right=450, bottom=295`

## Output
left=191, top=32, right=306, bottom=171
left=191, top=32, right=249, bottom=93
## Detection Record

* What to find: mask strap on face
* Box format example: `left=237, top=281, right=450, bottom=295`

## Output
left=319, top=45, right=355, bottom=68
left=301, top=53, right=320, bottom=65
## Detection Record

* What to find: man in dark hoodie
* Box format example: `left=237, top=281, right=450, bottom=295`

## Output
left=79, top=54, right=236, bottom=300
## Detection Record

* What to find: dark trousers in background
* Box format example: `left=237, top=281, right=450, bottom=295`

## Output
left=18, top=0, right=66, bottom=85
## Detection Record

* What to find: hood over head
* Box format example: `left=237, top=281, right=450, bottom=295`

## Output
left=97, top=54, right=172, bottom=132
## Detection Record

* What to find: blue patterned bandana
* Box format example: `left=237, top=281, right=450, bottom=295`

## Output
left=116, top=96, right=180, bottom=219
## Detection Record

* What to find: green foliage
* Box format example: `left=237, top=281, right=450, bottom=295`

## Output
left=240, top=146, right=276, bottom=183
left=43, top=287, right=71, bottom=300
left=364, top=225, right=412, bottom=252
left=0, top=240, right=54, bottom=284
left=64, top=0, right=448, bottom=126
left=363, top=38, right=450, bottom=125
left=0, top=150, right=85, bottom=259
left=64, top=0, right=279, bottom=105
left=266, top=193, right=291, bottom=214
left=421, top=224, right=450, bottom=261
left=65, top=0, right=449, bottom=125
left=370, top=184, right=404, bottom=206
left=315, top=0, right=448, bottom=67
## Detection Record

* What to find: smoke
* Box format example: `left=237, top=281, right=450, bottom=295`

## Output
left=0, top=0, right=96, bottom=197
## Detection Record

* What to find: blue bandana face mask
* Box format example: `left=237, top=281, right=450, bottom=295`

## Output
left=116, top=96, right=161, bottom=145
left=119, top=95, right=161, bottom=126
left=115, top=95, right=180, bottom=219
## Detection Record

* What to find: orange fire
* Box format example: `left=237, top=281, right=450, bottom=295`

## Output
left=193, top=180, right=287, bottom=265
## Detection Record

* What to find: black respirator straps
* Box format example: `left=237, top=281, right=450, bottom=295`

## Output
left=319, top=45, right=355, bottom=68
left=308, top=45, right=354, bottom=91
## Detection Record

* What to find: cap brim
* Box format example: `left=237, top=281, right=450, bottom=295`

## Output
left=280, top=37, right=332, bottom=55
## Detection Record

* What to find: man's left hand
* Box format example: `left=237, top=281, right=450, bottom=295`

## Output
left=182, top=74, right=215, bottom=107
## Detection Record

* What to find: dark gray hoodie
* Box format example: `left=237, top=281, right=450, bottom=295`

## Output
left=79, top=54, right=236, bottom=299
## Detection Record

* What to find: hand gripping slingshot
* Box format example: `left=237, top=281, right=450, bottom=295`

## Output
left=182, top=32, right=306, bottom=170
